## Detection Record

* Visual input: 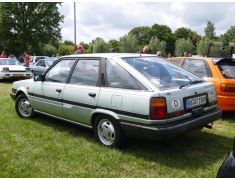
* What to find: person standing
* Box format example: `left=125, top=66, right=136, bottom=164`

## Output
left=0, top=50, right=7, bottom=58
left=75, top=44, right=85, bottom=54
left=142, top=46, right=150, bottom=54
left=24, top=51, right=30, bottom=67
left=156, top=51, right=163, bottom=57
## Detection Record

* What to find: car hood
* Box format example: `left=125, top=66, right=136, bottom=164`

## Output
left=0, top=65, right=26, bottom=71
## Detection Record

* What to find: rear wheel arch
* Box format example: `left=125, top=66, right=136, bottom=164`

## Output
left=91, top=112, right=118, bottom=128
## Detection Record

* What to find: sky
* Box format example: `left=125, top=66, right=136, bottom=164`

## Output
left=59, top=2, right=235, bottom=43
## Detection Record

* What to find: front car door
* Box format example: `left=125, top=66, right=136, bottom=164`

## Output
left=62, top=58, right=101, bottom=126
left=32, top=59, right=76, bottom=117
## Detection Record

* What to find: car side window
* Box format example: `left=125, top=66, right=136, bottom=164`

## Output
left=44, top=60, right=76, bottom=83
left=182, top=59, right=211, bottom=78
left=36, top=60, right=45, bottom=67
left=69, top=59, right=100, bottom=86
left=170, top=59, right=182, bottom=65
left=105, top=60, right=146, bottom=90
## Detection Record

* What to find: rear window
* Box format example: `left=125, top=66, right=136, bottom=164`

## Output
left=218, top=60, right=235, bottom=79
left=122, top=57, right=201, bottom=90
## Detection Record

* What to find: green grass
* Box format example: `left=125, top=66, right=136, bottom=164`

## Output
left=0, top=81, right=235, bottom=177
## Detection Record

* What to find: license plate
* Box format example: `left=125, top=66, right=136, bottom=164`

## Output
left=14, top=74, right=24, bottom=77
left=186, top=95, right=207, bottom=109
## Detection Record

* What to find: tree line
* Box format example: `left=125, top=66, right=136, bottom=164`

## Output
left=0, top=2, right=235, bottom=57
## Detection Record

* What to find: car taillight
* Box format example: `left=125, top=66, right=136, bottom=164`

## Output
left=220, top=84, right=235, bottom=92
left=150, top=97, right=167, bottom=120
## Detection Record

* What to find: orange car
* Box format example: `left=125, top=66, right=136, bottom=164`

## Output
left=168, top=43, right=235, bottom=111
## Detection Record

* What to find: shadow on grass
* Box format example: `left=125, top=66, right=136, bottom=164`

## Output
left=30, top=113, right=233, bottom=171
left=32, top=114, right=96, bottom=141
left=222, top=111, right=235, bottom=122
left=124, top=131, right=233, bottom=170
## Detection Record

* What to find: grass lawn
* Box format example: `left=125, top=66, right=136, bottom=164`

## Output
left=0, top=81, right=235, bottom=177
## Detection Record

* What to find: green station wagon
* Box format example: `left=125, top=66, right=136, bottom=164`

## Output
left=10, top=53, right=222, bottom=147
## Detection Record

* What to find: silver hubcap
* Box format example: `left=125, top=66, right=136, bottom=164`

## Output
left=97, top=119, right=115, bottom=146
left=18, top=98, right=32, bottom=117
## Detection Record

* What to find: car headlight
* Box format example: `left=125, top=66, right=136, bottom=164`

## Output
left=12, top=88, right=17, bottom=94
left=2, top=67, right=9, bottom=72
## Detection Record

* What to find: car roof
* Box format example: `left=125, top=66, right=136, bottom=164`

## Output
left=62, top=53, right=160, bottom=59
left=169, top=56, right=235, bottom=64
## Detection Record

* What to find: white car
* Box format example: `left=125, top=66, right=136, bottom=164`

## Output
left=30, top=56, right=49, bottom=64
left=0, top=58, right=32, bottom=79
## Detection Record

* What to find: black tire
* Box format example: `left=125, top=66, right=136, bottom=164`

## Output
left=15, top=94, right=35, bottom=118
left=94, top=115, right=126, bottom=148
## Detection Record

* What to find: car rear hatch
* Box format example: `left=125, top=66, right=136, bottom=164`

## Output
left=214, top=58, right=235, bottom=95
left=155, top=81, right=217, bottom=122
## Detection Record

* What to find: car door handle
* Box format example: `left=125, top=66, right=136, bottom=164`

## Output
left=56, top=89, right=62, bottom=93
left=88, top=92, right=96, bottom=97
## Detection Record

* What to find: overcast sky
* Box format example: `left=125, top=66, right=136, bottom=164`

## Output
left=59, top=2, right=235, bottom=43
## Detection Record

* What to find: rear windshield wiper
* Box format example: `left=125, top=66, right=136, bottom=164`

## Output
left=179, top=80, right=204, bottom=89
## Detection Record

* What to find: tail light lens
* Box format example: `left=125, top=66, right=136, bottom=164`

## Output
left=220, top=84, right=235, bottom=92
left=150, top=97, right=167, bottom=120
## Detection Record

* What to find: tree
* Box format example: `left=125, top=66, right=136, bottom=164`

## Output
left=119, top=34, right=138, bottom=53
left=175, top=38, right=194, bottom=56
left=42, top=44, right=57, bottom=56
left=204, top=21, right=216, bottom=40
left=79, top=42, right=90, bottom=53
left=174, top=27, right=201, bottom=47
left=149, top=24, right=175, bottom=54
left=0, top=2, right=64, bottom=56
left=220, top=26, right=235, bottom=43
left=128, top=26, right=151, bottom=46
left=63, top=40, right=74, bottom=46
left=197, top=37, right=210, bottom=56
left=58, top=44, right=74, bottom=55
left=149, top=37, right=166, bottom=54
left=92, top=37, right=109, bottom=53
left=108, top=39, right=120, bottom=52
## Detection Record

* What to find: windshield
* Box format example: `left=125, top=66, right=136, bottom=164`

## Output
left=122, top=57, right=202, bottom=90
left=217, top=60, right=235, bottom=79
left=0, top=59, right=21, bottom=65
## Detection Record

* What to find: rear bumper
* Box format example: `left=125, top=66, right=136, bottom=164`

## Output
left=120, top=108, right=222, bottom=140
left=218, top=95, right=235, bottom=111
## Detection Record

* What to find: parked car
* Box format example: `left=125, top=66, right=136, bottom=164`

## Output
left=0, top=58, right=32, bottom=80
left=30, top=56, right=49, bottom=64
left=217, top=139, right=235, bottom=178
left=168, top=42, right=235, bottom=111
left=30, top=58, right=58, bottom=76
left=10, top=54, right=222, bottom=147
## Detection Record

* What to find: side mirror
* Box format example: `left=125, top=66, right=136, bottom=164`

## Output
left=34, top=74, right=44, bottom=81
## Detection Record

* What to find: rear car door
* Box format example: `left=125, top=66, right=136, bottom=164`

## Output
left=32, top=59, right=76, bottom=117
left=62, top=58, right=101, bottom=126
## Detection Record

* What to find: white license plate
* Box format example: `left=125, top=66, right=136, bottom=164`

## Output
left=186, top=95, right=207, bottom=109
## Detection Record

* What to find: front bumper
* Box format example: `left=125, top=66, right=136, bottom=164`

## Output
left=0, top=72, right=32, bottom=79
left=10, top=93, right=16, bottom=100
left=120, top=108, right=222, bottom=140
